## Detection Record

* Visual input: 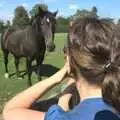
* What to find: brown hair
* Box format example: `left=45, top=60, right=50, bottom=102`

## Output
left=67, top=17, right=120, bottom=112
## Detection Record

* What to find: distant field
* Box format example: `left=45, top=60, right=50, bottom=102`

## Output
left=0, top=33, right=67, bottom=113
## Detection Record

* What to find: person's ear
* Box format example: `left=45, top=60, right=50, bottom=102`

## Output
left=38, top=7, right=45, bottom=16
left=38, top=7, right=44, bottom=13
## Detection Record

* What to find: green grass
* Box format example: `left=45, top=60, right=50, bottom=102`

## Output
left=0, top=33, right=67, bottom=113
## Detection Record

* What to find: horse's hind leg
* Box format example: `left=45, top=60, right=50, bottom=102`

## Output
left=3, top=50, right=9, bottom=78
left=26, top=58, right=32, bottom=86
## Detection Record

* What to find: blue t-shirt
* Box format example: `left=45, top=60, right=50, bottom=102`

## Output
left=45, top=98, right=120, bottom=120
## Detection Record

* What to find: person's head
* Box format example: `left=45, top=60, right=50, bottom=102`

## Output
left=66, top=17, right=120, bottom=112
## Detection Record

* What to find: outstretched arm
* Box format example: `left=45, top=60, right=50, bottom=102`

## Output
left=3, top=65, right=67, bottom=120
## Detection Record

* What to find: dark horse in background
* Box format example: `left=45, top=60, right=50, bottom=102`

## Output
left=1, top=7, right=57, bottom=86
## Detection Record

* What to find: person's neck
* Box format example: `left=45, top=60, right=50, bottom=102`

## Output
left=76, top=78, right=102, bottom=102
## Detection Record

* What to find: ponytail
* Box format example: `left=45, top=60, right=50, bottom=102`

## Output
left=102, top=71, right=120, bottom=112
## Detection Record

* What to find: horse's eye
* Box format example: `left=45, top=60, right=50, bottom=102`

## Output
left=46, top=18, right=50, bottom=23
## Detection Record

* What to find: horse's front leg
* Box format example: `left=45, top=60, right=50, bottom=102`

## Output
left=26, top=58, right=32, bottom=86
left=36, top=58, right=41, bottom=81
left=3, top=50, right=9, bottom=78
left=14, top=57, right=21, bottom=79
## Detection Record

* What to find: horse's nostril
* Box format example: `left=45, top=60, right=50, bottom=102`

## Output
left=51, top=44, right=55, bottom=51
left=47, top=44, right=55, bottom=52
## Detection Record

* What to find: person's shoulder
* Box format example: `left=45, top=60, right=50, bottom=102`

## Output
left=95, top=110, right=120, bottom=120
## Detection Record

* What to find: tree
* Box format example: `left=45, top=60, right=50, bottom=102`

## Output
left=30, top=4, right=48, bottom=18
left=56, top=16, right=69, bottom=33
left=118, top=19, right=120, bottom=25
left=12, top=6, right=29, bottom=28
left=6, top=20, right=11, bottom=28
left=0, top=20, right=5, bottom=33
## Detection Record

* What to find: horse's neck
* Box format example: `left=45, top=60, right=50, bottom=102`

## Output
left=31, top=24, right=42, bottom=37
left=30, top=25, right=46, bottom=47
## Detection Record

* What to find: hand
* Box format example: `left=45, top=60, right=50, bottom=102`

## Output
left=66, top=77, right=76, bottom=86
left=64, top=55, right=71, bottom=74
left=59, top=83, right=76, bottom=97
left=59, top=77, right=76, bottom=97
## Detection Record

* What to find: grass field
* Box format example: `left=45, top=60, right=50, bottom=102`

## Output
left=0, top=33, right=67, bottom=113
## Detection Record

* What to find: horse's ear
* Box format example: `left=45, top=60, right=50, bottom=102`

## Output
left=53, top=10, right=58, bottom=17
left=38, top=7, right=44, bottom=14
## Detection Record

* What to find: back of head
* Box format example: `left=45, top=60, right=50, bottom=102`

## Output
left=67, top=17, right=120, bottom=112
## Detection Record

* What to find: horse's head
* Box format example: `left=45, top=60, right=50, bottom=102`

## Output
left=32, top=7, right=57, bottom=52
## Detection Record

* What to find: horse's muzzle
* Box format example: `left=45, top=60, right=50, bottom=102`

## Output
left=47, top=44, right=55, bottom=52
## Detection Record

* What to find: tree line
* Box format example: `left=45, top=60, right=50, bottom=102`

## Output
left=0, top=4, right=120, bottom=33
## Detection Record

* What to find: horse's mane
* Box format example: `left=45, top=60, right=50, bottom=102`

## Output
left=70, top=17, right=116, bottom=33
left=29, top=10, right=50, bottom=25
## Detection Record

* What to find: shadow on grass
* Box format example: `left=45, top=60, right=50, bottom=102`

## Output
left=9, top=64, right=59, bottom=78
left=40, top=64, right=59, bottom=77
left=9, top=70, right=26, bottom=78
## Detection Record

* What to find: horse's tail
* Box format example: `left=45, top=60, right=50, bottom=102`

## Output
left=1, top=29, right=5, bottom=51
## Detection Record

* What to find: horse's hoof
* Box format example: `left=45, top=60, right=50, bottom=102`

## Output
left=5, top=73, right=9, bottom=78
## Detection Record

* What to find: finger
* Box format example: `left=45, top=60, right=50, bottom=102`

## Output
left=67, top=77, right=76, bottom=86
left=66, top=56, right=71, bottom=74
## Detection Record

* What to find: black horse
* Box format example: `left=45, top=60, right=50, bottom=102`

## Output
left=1, top=7, right=57, bottom=86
